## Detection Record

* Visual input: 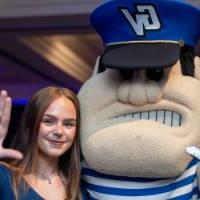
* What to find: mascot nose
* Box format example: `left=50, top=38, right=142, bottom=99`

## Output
left=118, top=69, right=162, bottom=106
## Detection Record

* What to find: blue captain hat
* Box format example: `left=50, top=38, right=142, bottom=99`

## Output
left=91, top=0, right=200, bottom=69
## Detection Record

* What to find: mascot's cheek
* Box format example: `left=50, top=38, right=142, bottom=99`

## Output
left=82, top=121, right=193, bottom=178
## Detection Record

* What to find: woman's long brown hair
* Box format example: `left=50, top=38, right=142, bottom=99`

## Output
left=1, top=86, right=80, bottom=200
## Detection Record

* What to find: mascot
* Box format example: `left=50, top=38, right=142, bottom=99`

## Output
left=78, top=0, right=200, bottom=199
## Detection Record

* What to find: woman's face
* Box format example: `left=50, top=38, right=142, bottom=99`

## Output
left=37, top=96, right=77, bottom=158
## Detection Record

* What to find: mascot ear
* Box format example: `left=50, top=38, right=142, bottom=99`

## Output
left=194, top=56, right=200, bottom=80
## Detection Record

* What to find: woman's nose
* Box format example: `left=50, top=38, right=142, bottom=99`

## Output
left=53, top=124, right=64, bottom=137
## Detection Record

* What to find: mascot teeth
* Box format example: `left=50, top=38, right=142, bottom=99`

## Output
left=115, top=110, right=182, bottom=127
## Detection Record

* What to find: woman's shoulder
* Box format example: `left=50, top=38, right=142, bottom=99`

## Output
left=0, top=162, right=12, bottom=180
left=0, top=163, right=16, bottom=199
left=0, top=162, right=12, bottom=172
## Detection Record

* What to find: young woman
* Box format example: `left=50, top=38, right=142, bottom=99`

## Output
left=0, top=86, right=80, bottom=200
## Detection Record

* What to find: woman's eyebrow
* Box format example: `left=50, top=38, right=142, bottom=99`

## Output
left=43, top=114, right=77, bottom=121
left=43, top=114, right=56, bottom=118
left=63, top=118, right=77, bottom=122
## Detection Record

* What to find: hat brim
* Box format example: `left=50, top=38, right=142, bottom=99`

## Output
left=101, top=42, right=181, bottom=70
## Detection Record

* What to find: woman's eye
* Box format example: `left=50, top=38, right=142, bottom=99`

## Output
left=42, top=119, right=53, bottom=125
left=64, top=122, right=76, bottom=128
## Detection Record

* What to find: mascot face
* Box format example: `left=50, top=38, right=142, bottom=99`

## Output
left=79, top=58, right=200, bottom=178
left=78, top=0, right=200, bottom=178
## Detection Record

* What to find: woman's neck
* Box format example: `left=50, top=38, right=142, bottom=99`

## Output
left=36, top=152, right=59, bottom=176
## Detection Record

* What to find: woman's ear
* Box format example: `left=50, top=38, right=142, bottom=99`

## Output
left=194, top=56, right=200, bottom=80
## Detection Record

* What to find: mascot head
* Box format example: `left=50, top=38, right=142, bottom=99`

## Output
left=78, top=0, right=200, bottom=178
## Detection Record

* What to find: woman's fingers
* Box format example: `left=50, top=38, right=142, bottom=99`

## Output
left=0, top=148, right=23, bottom=160
left=0, top=91, right=22, bottom=160
left=1, top=96, right=12, bottom=132
left=0, top=90, right=12, bottom=142
left=0, top=90, right=8, bottom=118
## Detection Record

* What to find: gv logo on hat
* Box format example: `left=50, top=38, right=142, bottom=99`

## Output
left=120, top=5, right=161, bottom=36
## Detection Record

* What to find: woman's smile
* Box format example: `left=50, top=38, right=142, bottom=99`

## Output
left=47, top=139, right=66, bottom=147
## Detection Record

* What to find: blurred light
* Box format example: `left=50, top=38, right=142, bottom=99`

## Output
left=13, top=99, right=28, bottom=106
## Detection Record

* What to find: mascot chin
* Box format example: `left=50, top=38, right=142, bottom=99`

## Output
left=78, top=0, right=200, bottom=199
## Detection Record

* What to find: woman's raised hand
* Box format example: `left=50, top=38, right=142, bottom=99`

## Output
left=0, top=90, right=23, bottom=160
